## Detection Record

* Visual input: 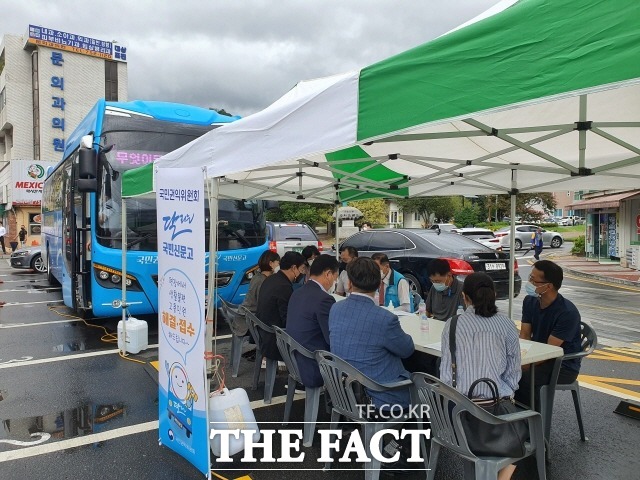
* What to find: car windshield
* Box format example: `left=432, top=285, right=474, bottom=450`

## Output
left=273, top=224, right=317, bottom=241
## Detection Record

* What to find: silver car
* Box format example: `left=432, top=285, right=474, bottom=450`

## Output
left=496, top=225, right=564, bottom=250
left=10, top=247, right=47, bottom=272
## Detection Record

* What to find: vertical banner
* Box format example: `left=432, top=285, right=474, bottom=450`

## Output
left=156, top=167, right=210, bottom=477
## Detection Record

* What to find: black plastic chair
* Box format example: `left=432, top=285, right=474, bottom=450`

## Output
left=540, top=321, right=597, bottom=442
left=315, top=350, right=412, bottom=480
left=218, top=297, right=249, bottom=378
left=411, top=372, right=546, bottom=480
left=274, top=326, right=322, bottom=447
left=241, top=307, right=278, bottom=404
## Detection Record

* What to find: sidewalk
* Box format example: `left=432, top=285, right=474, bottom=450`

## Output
left=547, top=254, right=640, bottom=288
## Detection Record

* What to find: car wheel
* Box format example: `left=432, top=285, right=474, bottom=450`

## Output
left=31, top=253, right=47, bottom=273
left=550, top=236, right=563, bottom=248
left=402, top=272, right=423, bottom=299
left=514, top=238, right=522, bottom=250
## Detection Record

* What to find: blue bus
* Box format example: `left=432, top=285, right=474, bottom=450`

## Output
left=41, top=99, right=270, bottom=317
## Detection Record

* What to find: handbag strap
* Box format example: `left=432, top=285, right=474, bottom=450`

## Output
left=449, top=314, right=459, bottom=388
left=467, top=378, right=500, bottom=402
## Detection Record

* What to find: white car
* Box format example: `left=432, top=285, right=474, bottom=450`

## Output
left=496, top=224, right=564, bottom=250
left=454, top=228, right=502, bottom=250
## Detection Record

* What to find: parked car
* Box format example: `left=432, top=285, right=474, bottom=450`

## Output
left=266, top=221, right=323, bottom=257
left=10, top=247, right=47, bottom=273
left=339, top=229, right=521, bottom=300
left=429, top=223, right=457, bottom=232
left=453, top=227, right=502, bottom=250
left=495, top=225, right=563, bottom=250
left=559, top=216, right=585, bottom=226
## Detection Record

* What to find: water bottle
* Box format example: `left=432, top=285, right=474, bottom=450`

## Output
left=418, top=299, right=429, bottom=333
left=387, top=300, right=395, bottom=311
left=456, top=304, right=465, bottom=318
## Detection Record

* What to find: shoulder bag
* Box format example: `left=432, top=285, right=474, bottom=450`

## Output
left=449, top=315, right=529, bottom=458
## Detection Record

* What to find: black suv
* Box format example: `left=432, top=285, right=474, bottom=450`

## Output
left=340, top=229, right=521, bottom=300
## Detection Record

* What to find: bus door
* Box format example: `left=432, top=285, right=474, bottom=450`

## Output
left=64, top=154, right=92, bottom=313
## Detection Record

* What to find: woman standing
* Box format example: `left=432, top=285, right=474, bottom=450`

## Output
left=440, top=272, right=522, bottom=480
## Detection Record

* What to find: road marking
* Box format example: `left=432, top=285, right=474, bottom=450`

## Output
left=572, top=302, right=640, bottom=317
left=0, top=288, right=61, bottom=293
left=0, top=319, right=82, bottom=329
left=0, top=433, right=51, bottom=447
left=0, top=356, right=34, bottom=365
left=0, top=335, right=232, bottom=369
left=578, top=375, right=640, bottom=401
left=563, top=272, right=640, bottom=292
left=0, top=300, right=64, bottom=307
left=0, top=421, right=159, bottom=463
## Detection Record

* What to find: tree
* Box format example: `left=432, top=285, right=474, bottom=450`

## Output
left=348, top=199, right=387, bottom=227
left=454, top=206, right=479, bottom=227
left=477, top=193, right=557, bottom=222
left=265, top=202, right=333, bottom=228
left=397, top=197, right=457, bottom=226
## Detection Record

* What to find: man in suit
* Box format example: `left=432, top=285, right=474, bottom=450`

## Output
left=256, top=251, right=306, bottom=361
left=329, top=257, right=415, bottom=409
left=287, top=254, right=339, bottom=387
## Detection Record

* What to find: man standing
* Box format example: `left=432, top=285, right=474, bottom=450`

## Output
left=531, top=226, right=544, bottom=261
left=335, top=246, right=358, bottom=296
left=371, top=253, right=413, bottom=312
left=424, top=258, right=464, bottom=320
left=0, top=221, right=6, bottom=254
left=287, top=255, right=339, bottom=387
left=516, top=260, right=582, bottom=408
left=256, top=251, right=306, bottom=361
left=329, top=257, right=414, bottom=409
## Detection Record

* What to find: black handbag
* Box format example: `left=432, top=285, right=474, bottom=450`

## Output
left=449, top=316, right=529, bottom=458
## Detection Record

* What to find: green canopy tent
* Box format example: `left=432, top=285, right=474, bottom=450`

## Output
left=122, top=0, right=640, bottom=318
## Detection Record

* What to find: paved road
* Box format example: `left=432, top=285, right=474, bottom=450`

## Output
left=1, top=249, right=639, bottom=480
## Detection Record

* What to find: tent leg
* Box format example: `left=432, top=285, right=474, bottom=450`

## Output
left=508, top=171, right=517, bottom=319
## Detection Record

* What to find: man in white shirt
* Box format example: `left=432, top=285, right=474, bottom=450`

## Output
left=371, top=253, right=413, bottom=312
left=0, top=221, right=7, bottom=254
left=335, top=246, right=358, bottom=296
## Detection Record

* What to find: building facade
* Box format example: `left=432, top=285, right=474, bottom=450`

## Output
left=0, top=25, right=127, bottom=249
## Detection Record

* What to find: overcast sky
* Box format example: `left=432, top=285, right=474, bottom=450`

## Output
left=1, top=0, right=498, bottom=116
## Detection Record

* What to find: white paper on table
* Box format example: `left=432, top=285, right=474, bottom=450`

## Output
left=424, top=341, right=442, bottom=350
left=393, top=310, right=414, bottom=316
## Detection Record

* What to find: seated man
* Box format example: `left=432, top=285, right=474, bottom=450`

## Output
left=425, top=258, right=464, bottom=321
left=256, top=251, right=306, bottom=361
left=515, top=260, right=582, bottom=408
left=329, top=257, right=415, bottom=409
left=371, top=253, right=413, bottom=312
left=335, top=246, right=358, bottom=296
left=286, top=255, right=339, bottom=387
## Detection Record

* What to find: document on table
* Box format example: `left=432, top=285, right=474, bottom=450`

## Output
left=424, top=341, right=442, bottom=350
left=393, top=310, right=414, bottom=316
left=520, top=340, right=533, bottom=359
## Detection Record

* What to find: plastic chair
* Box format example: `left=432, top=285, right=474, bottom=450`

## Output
left=273, top=326, right=322, bottom=447
left=410, top=372, right=546, bottom=480
left=315, top=350, right=413, bottom=480
left=540, top=321, right=597, bottom=442
left=241, top=307, right=278, bottom=404
left=218, top=297, right=249, bottom=378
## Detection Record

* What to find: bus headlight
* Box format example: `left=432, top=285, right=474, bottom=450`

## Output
left=93, top=264, right=143, bottom=292
left=241, top=265, right=259, bottom=285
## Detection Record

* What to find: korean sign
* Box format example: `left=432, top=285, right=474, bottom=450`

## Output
left=155, top=167, right=209, bottom=477
left=27, top=25, right=127, bottom=62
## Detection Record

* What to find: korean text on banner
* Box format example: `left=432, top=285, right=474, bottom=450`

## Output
left=155, top=167, right=210, bottom=476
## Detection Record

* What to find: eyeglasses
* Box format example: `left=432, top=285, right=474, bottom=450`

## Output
left=528, top=275, right=548, bottom=286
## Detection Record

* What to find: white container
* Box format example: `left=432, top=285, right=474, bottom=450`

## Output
left=117, top=317, right=148, bottom=354
left=209, top=388, right=260, bottom=458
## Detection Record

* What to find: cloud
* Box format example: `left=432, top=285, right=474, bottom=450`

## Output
left=1, top=0, right=498, bottom=115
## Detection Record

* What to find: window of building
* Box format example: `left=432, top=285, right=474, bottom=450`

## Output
left=414, top=212, right=420, bottom=221
left=105, top=61, right=118, bottom=101
left=31, top=51, right=40, bottom=160
left=389, top=211, right=398, bottom=224
left=0, top=87, right=5, bottom=114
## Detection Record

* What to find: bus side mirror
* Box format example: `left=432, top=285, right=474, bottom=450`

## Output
left=77, top=147, right=97, bottom=193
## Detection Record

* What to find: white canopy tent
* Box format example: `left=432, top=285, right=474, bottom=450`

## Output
left=121, top=0, right=640, bottom=319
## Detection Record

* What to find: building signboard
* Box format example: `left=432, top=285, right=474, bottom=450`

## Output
left=11, top=160, right=57, bottom=206
left=26, top=25, right=127, bottom=62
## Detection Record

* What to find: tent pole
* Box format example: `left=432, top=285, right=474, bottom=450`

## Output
left=206, top=176, right=219, bottom=385
left=508, top=170, right=517, bottom=319
left=121, top=198, right=128, bottom=355
left=334, top=194, right=340, bottom=260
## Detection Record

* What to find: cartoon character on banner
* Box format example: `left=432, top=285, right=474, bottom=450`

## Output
left=166, top=361, right=198, bottom=439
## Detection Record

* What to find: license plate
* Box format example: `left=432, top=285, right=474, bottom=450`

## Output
left=485, top=262, right=506, bottom=271
left=290, top=247, right=303, bottom=252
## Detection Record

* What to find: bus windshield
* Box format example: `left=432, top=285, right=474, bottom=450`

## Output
left=95, top=117, right=266, bottom=251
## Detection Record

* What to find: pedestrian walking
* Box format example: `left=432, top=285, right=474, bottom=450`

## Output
left=531, top=227, right=544, bottom=261
left=19, top=225, right=28, bottom=248
left=0, top=221, right=7, bottom=254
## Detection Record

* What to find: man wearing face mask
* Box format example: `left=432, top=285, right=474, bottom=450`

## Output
left=371, top=253, right=413, bottom=312
left=256, top=251, right=306, bottom=361
left=425, top=259, right=464, bottom=320
left=515, top=260, right=582, bottom=408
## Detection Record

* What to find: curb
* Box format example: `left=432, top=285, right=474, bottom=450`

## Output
left=531, top=255, right=640, bottom=289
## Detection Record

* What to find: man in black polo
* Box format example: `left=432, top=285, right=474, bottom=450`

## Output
left=425, top=258, right=464, bottom=320
left=516, top=260, right=582, bottom=407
